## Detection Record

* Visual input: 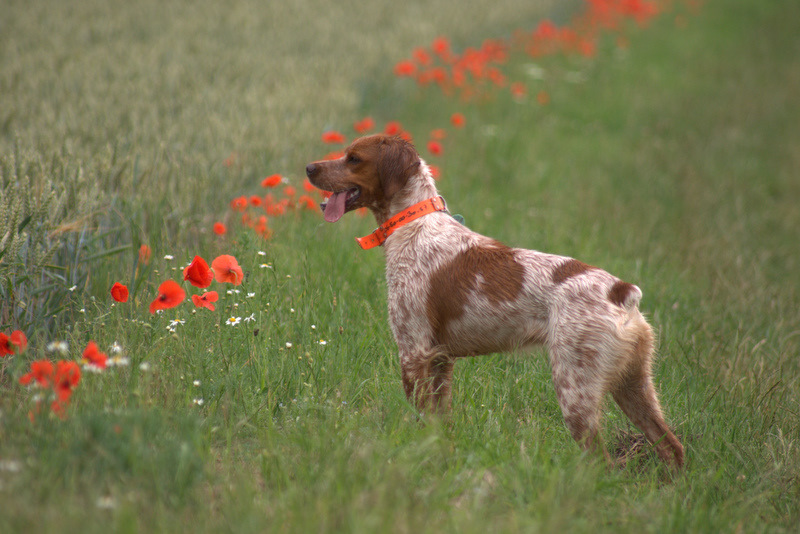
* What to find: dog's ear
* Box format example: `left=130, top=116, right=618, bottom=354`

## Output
left=378, top=136, right=420, bottom=199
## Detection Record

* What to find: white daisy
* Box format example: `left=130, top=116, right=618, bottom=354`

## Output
left=226, top=316, right=241, bottom=326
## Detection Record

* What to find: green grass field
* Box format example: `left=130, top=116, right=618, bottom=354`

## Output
left=2, top=0, right=799, bottom=532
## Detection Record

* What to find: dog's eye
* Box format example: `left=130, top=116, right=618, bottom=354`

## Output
left=346, top=154, right=361, bottom=165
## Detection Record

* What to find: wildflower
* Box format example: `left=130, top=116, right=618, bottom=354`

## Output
left=298, top=194, right=318, bottom=211
left=139, top=362, right=151, bottom=372
left=169, top=318, right=186, bottom=328
left=230, top=196, right=248, bottom=211
left=68, top=285, right=78, bottom=292
left=259, top=263, right=272, bottom=269
left=285, top=342, right=293, bottom=349
left=149, top=280, right=186, bottom=314
left=318, top=340, right=328, bottom=345
left=193, top=398, right=204, bottom=406
left=384, top=121, right=403, bottom=136
left=537, top=90, right=550, bottom=106
left=1, top=330, right=27, bottom=356
left=193, top=380, right=201, bottom=387
left=427, top=141, right=443, bottom=156
left=450, top=113, right=466, bottom=128
left=243, top=313, right=256, bottom=322
left=19, top=360, right=55, bottom=387
left=82, top=341, right=108, bottom=370
left=393, top=60, right=417, bottom=77
left=261, top=174, right=283, bottom=188
left=321, top=131, right=346, bottom=144
left=110, top=342, right=122, bottom=354
left=212, top=255, right=244, bottom=285
left=107, top=354, right=130, bottom=367
left=96, top=496, right=117, bottom=510
left=138, top=244, right=152, bottom=265
left=302, top=180, right=318, bottom=194
left=283, top=185, right=296, bottom=197
left=511, top=82, right=527, bottom=99
left=183, top=255, right=214, bottom=288
left=46, top=341, right=69, bottom=354
left=258, top=250, right=267, bottom=256
left=246, top=292, right=256, bottom=298
left=213, top=222, right=227, bottom=235
left=110, top=282, right=129, bottom=303
left=53, top=360, right=81, bottom=402
left=432, top=36, right=451, bottom=59
left=192, top=291, right=219, bottom=311
left=353, top=117, right=375, bottom=134
left=226, top=316, right=241, bottom=327
left=429, top=165, right=441, bottom=180
left=430, top=129, right=447, bottom=140
left=249, top=195, right=262, bottom=207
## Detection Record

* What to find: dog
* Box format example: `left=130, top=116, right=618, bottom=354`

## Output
left=306, top=134, right=684, bottom=467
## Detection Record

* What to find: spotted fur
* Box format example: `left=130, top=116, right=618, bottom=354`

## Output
left=306, top=134, right=684, bottom=468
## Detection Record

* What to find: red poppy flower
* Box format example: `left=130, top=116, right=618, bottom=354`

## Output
left=430, top=129, right=447, bottom=141
left=393, top=60, right=417, bottom=77
left=230, top=196, right=248, bottom=212
left=213, top=222, right=227, bottom=235
left=262, top=174, right=283, bottom=188
left=110, top=282, right=129, bottom=303
left=323, top=151, right=344, bottom=161
left=82, top=341, right=108, bottom=370
left=432, top=36, right=451, bottom=59
left=53, top=360, right=81, bottom=402
left=183, top=256, right=214, bottom=288
left=427, top=141, right=443, bottom=156
left=412, top=47, right=432, bottom=66
left=149, top=280, right=186, bottom=313
left=0, top=333, right=12, bottom=357
left=429, top=165, right=441, bottom=180
left=139, top=244, right=152, bottom=265
left=298, top=194, right=318, bottom=211
left=212, top=255, right=243, bottom=285
left=302, top=179, right=318, bottom=194
left=192, top=291, right=219, bottom=311
left=537, top=90, right=550, bottom=106
left=384, top=121, right=403, bottom=136
left=321, top=131, right=346, bottom=144
left=249, top=195, right=262, bottom=207
left=353, top=117, right=374, bottom=134
left=1, top=331, right=26, bottom=356
left=10, top=330, right=27, bottom=353
left=283, top=186, right=296, bottom=197
left=511, top=82, right=527, bottom=99
left=20, top=359, right=54, bottom=387
left=450, top=113, right=466, bottom=128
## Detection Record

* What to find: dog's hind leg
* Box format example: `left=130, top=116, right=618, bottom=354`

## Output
left=401, top=351, right=455, bottom=413
left=549, top=345, right=610, bottom=460
left=611, top=325, right=685, bottom=468
left=430, top=354, right=455, bottom=413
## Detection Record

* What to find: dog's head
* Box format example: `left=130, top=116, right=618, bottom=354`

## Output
left=305, top=134, right=421, bottom=223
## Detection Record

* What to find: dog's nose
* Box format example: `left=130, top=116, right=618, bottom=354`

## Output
left=305, top=163, right=318, bottom=178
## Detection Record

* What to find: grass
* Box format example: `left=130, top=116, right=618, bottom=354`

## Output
left=2, top=0, right=799, bottom=531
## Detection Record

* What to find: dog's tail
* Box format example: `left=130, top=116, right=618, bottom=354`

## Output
left=608, top=280, right=642, bottom=312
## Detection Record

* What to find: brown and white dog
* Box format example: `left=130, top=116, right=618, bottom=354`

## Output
left=306, top=134, right=684, bottom=467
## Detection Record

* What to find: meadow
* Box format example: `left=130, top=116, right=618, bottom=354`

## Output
left=1, top=0, right=799, bottom=532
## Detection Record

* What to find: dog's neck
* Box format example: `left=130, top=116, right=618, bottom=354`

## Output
left=375, top=162, right=439, bottom=226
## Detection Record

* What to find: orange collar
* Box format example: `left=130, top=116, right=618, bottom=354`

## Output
left=356, top=196, right=447, bottom=249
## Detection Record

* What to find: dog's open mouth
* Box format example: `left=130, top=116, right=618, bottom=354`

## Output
left=320, top=187, right=360, bottom=223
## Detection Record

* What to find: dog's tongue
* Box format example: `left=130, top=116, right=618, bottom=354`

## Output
left=324, top=191, right=347, bottom=223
